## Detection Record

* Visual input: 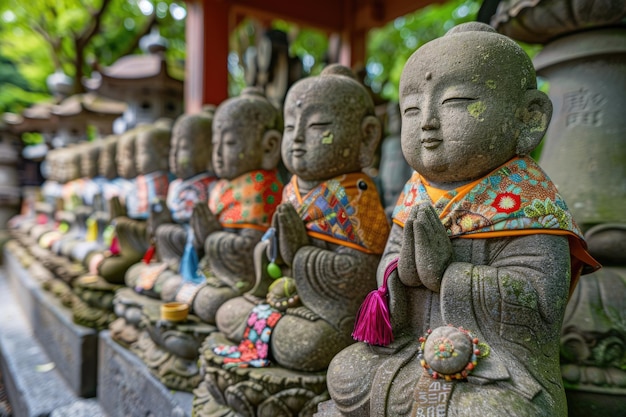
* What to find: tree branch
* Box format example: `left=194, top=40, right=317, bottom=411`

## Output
left=116, top=13, right=157, bottom=59
left=77, top=0, right=113, bottom=48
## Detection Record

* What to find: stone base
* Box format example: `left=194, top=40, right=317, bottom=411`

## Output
left=3, top=246, right=98, bottom=398
left=195, top=332, right=328, bottom=417
left=0, top=264, right=105, bottom=417
left=98, top=330, right=193, bottom=417
left=130, top=330, right=202, bottom=392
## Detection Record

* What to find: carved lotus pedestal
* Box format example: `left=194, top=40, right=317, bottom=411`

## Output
left=71, top=274, right=121, bottom=330
left=193, top=332, right=329, bottom=417
left=142, top=310, right=214, bottom=392
left=110, top=287, right=160, bottom=348
left=110, top=288, right=215, bottom=392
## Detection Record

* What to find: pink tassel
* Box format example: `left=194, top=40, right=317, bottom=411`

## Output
left=109, top=235, right=120, bottom=255
left=142, top=245, right=156, bottom=264
left=352, top=258, right=399, bottom=346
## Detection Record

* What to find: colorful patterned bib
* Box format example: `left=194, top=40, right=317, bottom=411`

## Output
left=392, top=156, right=600, bottom=285
left=167, top=173, right=216, bottom=223
left=283, top=172, right=390, bottom=254
left=126, top=171, right=173, bottom=220
left=208, top=169, right=283, bottom=231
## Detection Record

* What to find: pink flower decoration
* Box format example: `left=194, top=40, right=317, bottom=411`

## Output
left=255, top=341, right=269, bottom=359
left=247, top=312, right=258, bottom=326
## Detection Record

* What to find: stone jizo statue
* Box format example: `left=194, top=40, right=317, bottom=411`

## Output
left=192, top=65, right=390, bottom=417
left=155, top=110, right=217, bottom=270
left=124, top=110, right=217, bottom=297
left=160, top=87, right=284, bottom=325
left=324, top=22, right=600, bottom=417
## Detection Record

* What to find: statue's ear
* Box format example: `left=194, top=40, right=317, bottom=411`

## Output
left=260, top=129, right=282, bottom=170
left=359, top=115, right=382, bottom=168
left=515, top=89, right=552, bottom=156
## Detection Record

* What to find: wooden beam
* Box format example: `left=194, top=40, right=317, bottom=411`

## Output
left=229, top=0, right=345, bottom=32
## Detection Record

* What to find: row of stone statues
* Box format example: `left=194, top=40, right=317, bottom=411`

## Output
left=6, top=22, right=602, bottom=417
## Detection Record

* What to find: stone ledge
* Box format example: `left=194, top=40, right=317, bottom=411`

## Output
left=0, top=266, right=79, bottom=416
left=3, top=247, right=99, bottom=398
left=98, top=330, right=192, bottom=417
left=50, top=399, right=106, bottom=417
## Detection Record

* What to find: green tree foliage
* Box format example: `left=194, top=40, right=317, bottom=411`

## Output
left=0, top=53, right=50, bottom=113
left=1, top=0, right=542, bottom=114
left=0, top=0, right=186, bottom=114
left=365, top=0, right=481, bottom=101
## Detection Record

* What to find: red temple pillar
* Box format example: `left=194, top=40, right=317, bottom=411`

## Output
left=185, top=0, right=230, bottom=113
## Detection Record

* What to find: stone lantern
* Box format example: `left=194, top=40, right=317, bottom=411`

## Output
left=50, top=94, right=126, bottom=148
left=5, top=103, right=58, bottom=149
left=492, top=2, right=626, bottom=415
left=84, top=33, right=184, bottom=134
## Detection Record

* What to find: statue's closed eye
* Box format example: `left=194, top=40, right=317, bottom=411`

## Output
left=442, top=97, right=476, bottom=104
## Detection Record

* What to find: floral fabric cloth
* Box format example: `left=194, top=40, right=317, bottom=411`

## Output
left=213, top=304, right=282, bottom=368
left=126, top=171, right=174, bottom=220
left=208, top=169, right=283, bottom=231
left=283, top=172, right=390, bottom=254
left=166, top=173, right=217, bottom=223
left=392, top=156, right=600, bottom=286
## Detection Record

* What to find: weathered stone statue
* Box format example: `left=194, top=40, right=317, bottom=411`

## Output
left=109, top=90, right=283, bottom=392
left=194, top=65, right=390, bottom=416
left=162, top=87, right=284, bottom=324
left=35, top=146, right=83, bottom=248
left=23, top=148, right=62, bottom=244
left=96, top=122, right=173, bottom=284
left=125, top=110, right=217, bottom=295
left=322, top=22, right=600, bottom=417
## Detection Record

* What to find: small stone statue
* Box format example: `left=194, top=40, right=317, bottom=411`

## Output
left=324, top=22, right=600, bottom=417
left=152, top=110, right=217, bottom=272
left=22, top=148, right=62, bottom=244
left=36, top=146, right=83, bottom=252
left=97, top=122, right=174, bottom=284
left=194, top=65, right=390, bottom=416
left=163, top=87, right=284, bottom=325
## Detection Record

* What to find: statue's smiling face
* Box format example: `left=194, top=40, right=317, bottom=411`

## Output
left=282, top=78, right=373, bottom=182
left=399, top=34, right=530, bottom=187
left=211, top=113, right=264, bottom=180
